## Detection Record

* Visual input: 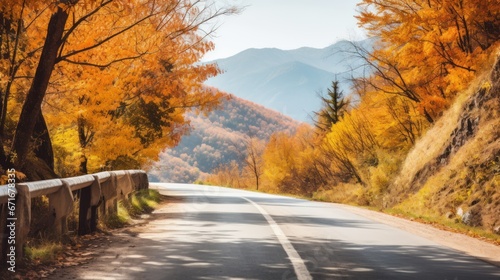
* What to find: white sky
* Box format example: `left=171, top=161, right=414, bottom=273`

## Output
left=203, top=0, right=366, bottom=61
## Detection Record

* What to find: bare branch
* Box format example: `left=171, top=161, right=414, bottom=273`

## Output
left=60, top=53, right=145, bottom=68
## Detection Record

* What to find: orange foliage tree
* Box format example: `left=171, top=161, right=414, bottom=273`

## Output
left=0, top=0, right=235, bottom=177
left=356, top=0, right=500, bottom=122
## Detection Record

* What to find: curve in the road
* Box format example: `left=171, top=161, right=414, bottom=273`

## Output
left=242, top=196, right=312, bottom=280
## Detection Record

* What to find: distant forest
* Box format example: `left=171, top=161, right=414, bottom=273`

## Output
left=149, top=93, right=298, bottom=183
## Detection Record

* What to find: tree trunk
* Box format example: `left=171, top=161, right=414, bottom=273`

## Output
left=0, top=135, right=9, bottom=170
left=80, top=155, right=88, bottom=174
left=78, top=116, right=89, bottom=174
left=255, top=175, right=259, bottom=191
left=33, top=111, right=55, bottom=171
left=10, top=7, right=69, bottom=170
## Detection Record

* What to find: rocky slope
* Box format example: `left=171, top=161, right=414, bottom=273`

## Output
left=390, top=54, right=500, bottom=233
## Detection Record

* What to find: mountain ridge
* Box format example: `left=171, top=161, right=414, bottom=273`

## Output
left=204, top=39, right=372, bottom=122
left=149, top=93, right=299, bottom=183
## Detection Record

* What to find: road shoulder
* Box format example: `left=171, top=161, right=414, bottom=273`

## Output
left=331, top=203, right=500, bottom=267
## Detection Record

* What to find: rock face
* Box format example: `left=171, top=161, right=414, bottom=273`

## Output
left=407, top=84, right=491, bottom=196
left=494, top=226, right=500, bottom=235
left=461, top=206, right=483, bottom=227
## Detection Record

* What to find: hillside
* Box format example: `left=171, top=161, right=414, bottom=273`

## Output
left=148, top=94, right=299, bottom=183
left=206, top=53, right=500, bottom=237
left=204, top=39, right=372, bottom=122
left=388, top=56, right=500, bottom=232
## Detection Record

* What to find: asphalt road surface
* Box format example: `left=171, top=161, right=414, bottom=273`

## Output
left=51, top=183, right=500, bottom=279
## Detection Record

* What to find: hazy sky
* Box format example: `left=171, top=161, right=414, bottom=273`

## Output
left=203, top=0, right=366, bottom=61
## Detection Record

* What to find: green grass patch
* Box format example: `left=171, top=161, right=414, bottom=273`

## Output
left=102, top=201, right=131, bottom=228
left=102, top=189, right=162, bottom=229
left=194, top=180, right=207, bottom=185
left=128, top=189, right=161, bottom=215
left=24, top=241, right=63, bottom=264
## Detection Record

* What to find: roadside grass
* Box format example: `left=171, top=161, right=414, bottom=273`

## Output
left=24, top=197, right=65, bottom=265
left=102, top=189, right=162, bottom=229
left=101, top=202, right=131, bottom=228
left=383, top=208, right=500, bottom=245
left=312, top=184, right=366, bottom=206
left=24, top=241, right=63, bottom=264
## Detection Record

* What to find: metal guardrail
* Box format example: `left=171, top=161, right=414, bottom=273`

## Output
left=0, top=170, right=149, bottom=260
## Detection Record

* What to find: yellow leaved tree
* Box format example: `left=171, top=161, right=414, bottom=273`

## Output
left=356, top=0, right=500, bottom=122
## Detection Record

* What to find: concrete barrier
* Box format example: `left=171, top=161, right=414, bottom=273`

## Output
left=100, top=172, right=118, bottom=216
left=112, top=170, right=134, bottom=199
left=15, top=179, right=63, bottom=256
left=63, top=174, right=95, bottom=191
left=0, top=185, right=10, bottom=204
left=62, top=175, right=94, bottom=236
left=0, top=169, right=149, bottom=261
left=128, top=170, right=149, bottom=191
left=90, top=172, right=110, bottom=232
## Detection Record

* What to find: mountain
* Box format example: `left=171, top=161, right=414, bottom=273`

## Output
left=204, top=39, right=372, bottom=122
left=148, top=94, right=299, bottom=183
left=149, top=40, right=373, bottom=182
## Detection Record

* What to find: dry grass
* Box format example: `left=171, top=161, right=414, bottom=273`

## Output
left=384, top=208, right=500, bottom=245
left=312, top=183, right=365, bottom=205
left=391, top=90, right=470, bottom=196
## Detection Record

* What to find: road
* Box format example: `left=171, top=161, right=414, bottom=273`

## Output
left=51, top=183, right=500, bottom=279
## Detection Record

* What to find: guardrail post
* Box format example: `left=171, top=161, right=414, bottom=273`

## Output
left=100, top=172, right=118, bottom=216
left=89, top=177, right=102, bottom=233
left=139, top=171, right=149, bottom=190
left=78, top=186, right=91, bottom=236
left=115, top=171, right=133, bottom=200
left=0, top=203, right=8, bottom=263
left=62, top=175, right=101, bottom=236
left=47, top=183, right=73, bottom=238
left=14, top=185, right=31, bottom=258
left=128, top=170, right=148, bottom=192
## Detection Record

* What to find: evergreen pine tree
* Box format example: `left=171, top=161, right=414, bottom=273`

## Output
left=314, top=80, right=348, bottom=132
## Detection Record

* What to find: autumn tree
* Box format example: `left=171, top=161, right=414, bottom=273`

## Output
left=224, top=133, right=265, bottom=190
left=0, top=0, right=236, bottom=178
left=261, top=132, right=297, bottom=193
left=321, top=110, right=379, bottom=185
left=355, top=0, right=500, bottom=122
left=208, top=160, right=242, bottom=188
left=382, top=96, right=425, bottom=146
left=261, top=124, right=322, bottom=195
left=242, top=136, right=265, bottom=190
